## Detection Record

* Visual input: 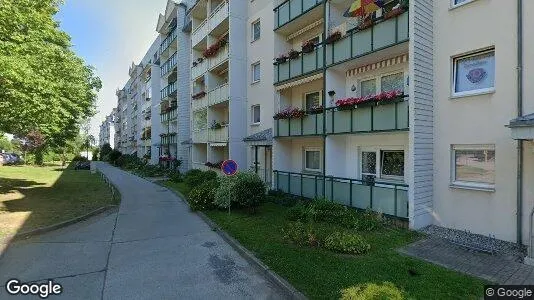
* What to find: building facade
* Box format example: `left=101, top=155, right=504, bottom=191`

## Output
left=99, top=109, right=117, bottom=148
left=102, top=0, right=534, bottom=250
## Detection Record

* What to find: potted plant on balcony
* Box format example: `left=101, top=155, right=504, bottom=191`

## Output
left=192, top=91, right=207, bottom=100
left=301, top=40, right=316, bottom=54
left=273, top=106, right=306, bottom=120
left=325, top=30, right=342, bottom=44
left=358, top=16, right=373, bottom=31
left=218, top=36, right=228, bottom=48
left=374, top=90, right=404, bottom=105
left=307, top=105, right=324, bottom=115
left=210, top=120, right=223, bottom=129
left=288, top=49, right=300, bottom=59
left=274, top=53, right=289, bottom=65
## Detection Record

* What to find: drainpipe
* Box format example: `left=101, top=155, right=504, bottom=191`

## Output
left=322, top=1, right=327, bottom=197
left=516, top=0, right=524, bottom=245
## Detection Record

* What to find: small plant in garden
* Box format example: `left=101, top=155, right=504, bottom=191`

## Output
left=214, top=172, right=266, bottom=212
left=184, top=169, right=217, bottom=188
left=188, top=179, right=219, bottom=211
left=323, top=231, right=371, bottom=255
left=340, top=282, right=405, bottom=300
left=282, top=222, right=320, bottom=247
left=285, top=203, right=309, bottom=222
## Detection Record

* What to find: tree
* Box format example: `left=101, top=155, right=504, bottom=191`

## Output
left=100, top=143, right=112, bottom=160
left=0, top=0, right=101, bottom=147
left=0, top=134, right=13, bottom=152
left=18, top=130, right=46, bottom=165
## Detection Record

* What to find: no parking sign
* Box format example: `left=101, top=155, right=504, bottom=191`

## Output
left=221, top=160, right=238, bottom=176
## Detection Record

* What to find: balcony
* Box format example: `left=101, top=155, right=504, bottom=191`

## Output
left=192, top=93, right=208, bottom=111
left=208, top=83, right=229, bottom=106
left=209, top=44, right=229, bottom=70
left=209, top=1, right=228, bottom=33
left=160, top=133, right=177, bottom=145
left=161, top=52, right=177, bottom=77
left=191, top=58, right=208, bottom=79
left=192, top=20, right=208, bottom=47
left=273, top=171, right=408, bottom=218
left=326, top=97, right=409, bottom=134
left=192, top=129, right=208, bottom=143
left=160, top=108, right=177, bottom=122
left=274, top=46, right=324, bottom=84
left=159, top=27, right=177, bottom=56
left=274, top=113, right=323, bottom=137
left=208, top=126, right=228, bottom=143
left=160, top=81, right=177, bottom=100
left=325, top=11, right=409, bottom=66
left=274, top=0, right=324, bottom=32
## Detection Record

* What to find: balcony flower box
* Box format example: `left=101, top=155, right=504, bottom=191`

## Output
left=273, top=106, right=306, bottom=120
left=301, top=40, right=316, bottom=54
left=274, top=54, right=289, bottom=65
left=209, top=120, right=228, bottom=129
left=358, top=19, right=373, bottom=31
left=307, top=105, right=324, bottom=115
left=203, top=36, right=227, bottom=58
left=288, top=49, right=300, bottom=59
left=205, top=161, right=223, bottom=169
left=335, top=90, right=404, bottom=110
left=192, top=91, right=206, bottom=100
left=325, top=31, right=342, bottom=44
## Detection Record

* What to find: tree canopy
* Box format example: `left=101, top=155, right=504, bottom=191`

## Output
left=0, top=0, right=101, bottom=147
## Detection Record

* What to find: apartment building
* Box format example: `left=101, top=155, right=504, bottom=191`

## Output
left=115, top=88, right=129, bottom=152
left=188, top=0, right=248, bottom=173
left=99, top=109, right=117, bottom=148
left=156, top=0, right=194, bottom=171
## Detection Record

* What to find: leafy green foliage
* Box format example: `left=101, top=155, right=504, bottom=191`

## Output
left=92, top=148, right=99, bottom=161
left=0, top=134, right=13, bottom=152
left=72, top=155, right=88, bottom=162
left=184, top=169, right=217, bottom=188
left=188, top=179, right=219, bottom=211
left=323, top=232, right=371, bottom=255
left=340, top=282, right=405, bottom=300
left=282, top=222, right=323, bottom=247
left=100, top=143, right=112, bottom=159
left=169, top=170, right=183, bottom=183
left=214, top=172, right=266, bottom=211
left=0, top=0, right=101, bottom=146
left=106, top=150, right=122, bottom=165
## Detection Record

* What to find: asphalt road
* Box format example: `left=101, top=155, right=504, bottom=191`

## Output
left=0, top=162, right=285, bottom=299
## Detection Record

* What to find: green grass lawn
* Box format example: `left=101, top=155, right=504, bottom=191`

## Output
left=0, top=164, right=119, bottom=238
left=161, top=181, right=191, bottom=197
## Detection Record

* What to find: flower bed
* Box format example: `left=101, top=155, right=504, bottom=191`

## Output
left=273, top=107, right=306, bottom=120
left=335, top=90, right=404, bottom=110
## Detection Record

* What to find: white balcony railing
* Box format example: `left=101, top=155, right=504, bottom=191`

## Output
left=208, top=126, right=229, bottom=143
left=209, top=1, right=228, bottom=31
left=191, top=59, right=208, bottom=79
left=192, top=19, right=208, bottom=47
left=209, top=44, right=229, bottom=69
left=192, top=94, right=208, bottom=111
left=208, top=83, right=229, bottom=107
left=192, top=129, right=208, bottom=143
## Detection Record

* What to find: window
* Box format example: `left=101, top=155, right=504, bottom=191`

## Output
left=360, top=148, right=405, bottom=181
left=251, top=62, right=261, bottom=83
left=452, top=49, right=495, bottom=97
left=381, top=151, right=404, bottom=179
left=251, top=105, right=261, bottom=124
left=361, top=152, right=377, bottom=176
left=381, top=72, right=404, bottom=93
left=304, top=148, right=321, bottom=172
left=251, top=20, right=261, bottom=42
left=304, top=91, right=321, bottom=111
left=360, top=79, right=376, bottom=97
left=451, top=0, right=474, bottom=8
left=451, top=145, right=495, bottom=190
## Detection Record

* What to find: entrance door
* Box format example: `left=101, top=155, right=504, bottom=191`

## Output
left=264, top=147, right=272, bottom=187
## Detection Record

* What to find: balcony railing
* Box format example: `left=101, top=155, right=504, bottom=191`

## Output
left=274, top=0, right=323, bottom=30
left=325, top=11, right=409, bottom=66
left=192, top=93, right=208, bottom=111
left=161, top=52, right=177, bottom=77
left=160, top=108, right=177, bottom=122
left=274, top=112, right=323, bottom=137
left=159, top=27, right=177, bottom=56
left=160, top=133, right=177, bottom=145
left=208, top=126, right=229, bottom=142
left=160, top=81, right=177, bottom=100
left=209, top=1, right=228, bottom=31
left=191, top=59, right=208, bottom=79
left=192, top=19, right=208, bottom=46
left=326, top=96, right=409, bottom=134
left=208, top=83, right=229, bottom=106
left=274, top=45, right=324, bottom=84
left=209, top=44, right=229, bottom=69
left=192, top=129, right=208, bottom=143
left=273, top=171, right=408, bottom=219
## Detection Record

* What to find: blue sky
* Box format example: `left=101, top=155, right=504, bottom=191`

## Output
left=55, top=0, right=167, bottom=137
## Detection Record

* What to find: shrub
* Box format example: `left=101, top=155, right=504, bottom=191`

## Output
left=184, top=169, right=216, bottom=188
left=188, top=179, right=219, bottom=211
left=169, top=170, right=182, bottom=182
left=355, top=209, right=384, bottom=232
left=100, top=143, right=113, bottom=159
left=214, top=172, right=266, bottom=211
left=307, top=198, right=347, bottom=224
left=72, top=155, right=88, bottom=162
left=116, top=154, right=143, bottom=169
left=107, top=150, right=122, bottom=164
left=340, top=282, right=405, bottom=300
left=266, top=190, right=299, bottom=207
left=92, top=148, right=99, bottom=161
left=282, top=222, right=320, bottom=247
left=323, top=232, right=370, bottom=255
left=286, top=203, right=309, bottom=222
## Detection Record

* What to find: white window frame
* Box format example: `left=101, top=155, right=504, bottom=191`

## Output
left=359, top=146, right=406, bottom=182
left=357, top=70, right=406, bottom=97
left=251, top=19, right=261, bottom=42
left=450, top=144, right=496, bottom=191
left=303, top=147, right=322, bottom=173
left=303, top=91, right=322, bottom=110
left=450, top=0, right=476, bottom=9
left=251, top=104, right=261, bottom=125
left=451, top=48, right=496, bottom=98
left=251, top=61, right=261, bottom=84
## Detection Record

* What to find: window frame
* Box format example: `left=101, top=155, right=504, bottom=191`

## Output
left=451, top=48, right=496, bottom=98
left=251, top=61, right=261, bottom=84
left=303, top=91, right=322, bottom=111
left=357, top=70, right=405, bottom=97
left=359, top=146, right=406, bottom=182
left=450, top=0, right=476, bottom=9
left=450, top=144, right=496, bottom=191
left=303, top=147, right=322, bottom=173
left=251, top=19, right=261, bottom=42
left=251, top=104, right=261, bottom=125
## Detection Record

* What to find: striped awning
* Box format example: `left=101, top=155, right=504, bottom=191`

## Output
left=346, top=54, right=409, bottom=77
left=275, top=73, right=323, bottom=91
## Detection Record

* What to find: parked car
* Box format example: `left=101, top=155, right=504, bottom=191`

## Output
left=74, top=161, right=91, bottom=170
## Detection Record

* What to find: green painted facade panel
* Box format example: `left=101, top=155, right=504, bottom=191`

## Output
left=373, top=104, right=397, bottom=131
left=373, top=18, right=397, bottom=50
left=352, top=29, right=373, bottom=57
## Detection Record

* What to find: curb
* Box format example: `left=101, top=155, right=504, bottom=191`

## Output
left=157, top=181, right=307, bottom=300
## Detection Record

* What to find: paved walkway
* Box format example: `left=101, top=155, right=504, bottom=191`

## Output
left=0, top=162, right=285, bottom=299
left=399, top=237, right=534, bottom=284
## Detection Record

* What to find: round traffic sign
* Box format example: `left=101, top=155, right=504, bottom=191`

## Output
left=221, top=160, right=238, bottom=176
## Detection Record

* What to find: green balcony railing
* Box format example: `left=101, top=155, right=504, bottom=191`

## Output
left=274, top=46, right=324, bottom=83
left=161, top=52, right=177, bottom=77
left=326, top=96, right=409, bottom=134
left=274, top=112, right=323, bottom=137
left=274, top=0, right=323, bottom=30
left=160, top=81, right=177, bottom=100
left=274, top=170, right=408, bottom=219
left=325, top=11, right=409, bottom=66
left=159, top=27, right=177, bottom=56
